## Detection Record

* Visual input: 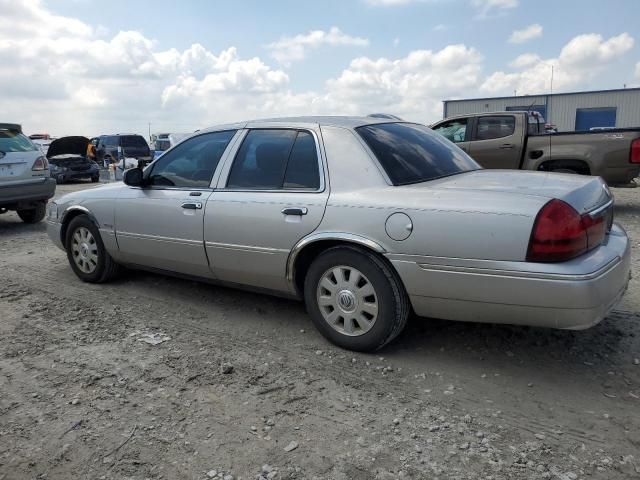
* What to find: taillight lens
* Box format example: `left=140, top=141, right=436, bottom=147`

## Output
left=32, top=156, right=49, bottom=171
left=527, top=199, right=610, bottom=262
left=527, top=200, right=587, bottom=262
left=631, top=138, right=640, bottom=163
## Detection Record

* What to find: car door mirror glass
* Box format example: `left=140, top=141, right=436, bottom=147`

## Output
left=123, top=167, right=144, bottom=187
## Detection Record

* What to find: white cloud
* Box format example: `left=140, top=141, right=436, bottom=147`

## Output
left=482, top=32, right=634, bottom=95
left=266, top=27, right=368, bottom=66
left=509, top=24, right=543, bottom=44
left=509, top=53, right=541, bottom=68
left=1, top=0, right=637, bottom=137
left=365, top=0, right=424, bottom=5
left=471, top=0, right=518, bottom=18
left=433, top=24, right=448, bottom=32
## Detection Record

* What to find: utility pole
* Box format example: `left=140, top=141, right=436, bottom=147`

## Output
left=148, top=122, right=151, bottom=143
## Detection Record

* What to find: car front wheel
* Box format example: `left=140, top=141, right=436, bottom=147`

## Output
left=304, top=246, right=409, bottom=352
left=17, top=202, right=46, bottom=223
left=65, top=215, right=120, bottom=283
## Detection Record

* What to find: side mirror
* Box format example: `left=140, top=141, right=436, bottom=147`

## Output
left=123, top=167, right=144, bottom=187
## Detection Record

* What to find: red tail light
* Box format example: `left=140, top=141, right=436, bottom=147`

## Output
left=631, top=138, right=640, bottom=163
left=527, top=199, right=608, bottom=262
left=32, top=156, right=49, bottom=171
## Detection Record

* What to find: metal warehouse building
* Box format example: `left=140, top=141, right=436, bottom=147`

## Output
left=442, top=88, right=640, bottom=132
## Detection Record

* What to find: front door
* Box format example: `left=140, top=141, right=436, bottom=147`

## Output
left=205, top=126, right=329, bottom=293
left=468, top=115, right=524, bottom=169
left=115, top=130, right=239, bottom=277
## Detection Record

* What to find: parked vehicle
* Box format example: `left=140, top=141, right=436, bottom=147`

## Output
left=0, top=123, right=55, bottom=223
left=94, top=134, right=152, bottom=168
left=47, top=117, right=629, bottom=351
left=151, top=132, right=190, bottom=160
left=431, top=111, right=640, bottom=185
left=47, top=136, right=100, bottom=184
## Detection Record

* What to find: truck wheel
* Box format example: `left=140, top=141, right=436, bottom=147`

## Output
left=304, top=246, right=409, bottom=352
left=65, top=215, right=120, bottom=283
left=551, top=167, right=579, bottom=174
left=17, top=203, right=46, bottom=224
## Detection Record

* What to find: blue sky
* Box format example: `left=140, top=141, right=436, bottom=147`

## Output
left=2, top=0, right=639, bottom=135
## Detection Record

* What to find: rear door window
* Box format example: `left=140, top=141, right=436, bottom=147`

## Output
left=227, top=129, right=321, bottom=190
left=474, top=116, right=515, bottom=140
left=0, top=130, right=37, bottom=152
left=121, top=135, right=149, bottom=148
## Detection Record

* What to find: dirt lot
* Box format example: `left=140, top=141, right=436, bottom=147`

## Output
left=1, top=181, right=639, bottom=480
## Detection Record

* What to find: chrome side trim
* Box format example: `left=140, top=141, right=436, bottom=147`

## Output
left=413, top=257, right=620, bottom=281
left=117, top=231, right=203, bottom=246
left=205, top=241, right=289, bottom=254
left=286, top=232, right=387, bottom=293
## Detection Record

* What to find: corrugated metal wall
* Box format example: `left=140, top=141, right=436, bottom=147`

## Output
left=443, top=89, right=640, bottom=131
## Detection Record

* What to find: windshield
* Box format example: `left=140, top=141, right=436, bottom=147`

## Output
left=356, top=123, right=479, bottom=185
left=0, top=130, right=38, bottom=152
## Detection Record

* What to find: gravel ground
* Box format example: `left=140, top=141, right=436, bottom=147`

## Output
left=1, top=181, right=639, bottom=480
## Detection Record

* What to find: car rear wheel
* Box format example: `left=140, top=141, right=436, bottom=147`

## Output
left=17, top=202, right=46, bottom=223
left=304, top=246, right=409, bottom=352
left=65, top=215, right=120, bottom=283
left=91, top=175, right=99, bottom=183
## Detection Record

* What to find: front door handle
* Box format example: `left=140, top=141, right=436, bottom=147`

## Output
left=499, top=143, right=514, bottom=149
left=182, top=202, right=202, bottom=210
left=282, top=207, right=308, bottom=216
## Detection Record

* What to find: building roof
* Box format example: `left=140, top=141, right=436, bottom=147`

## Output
left=443, top=87, right=640, bottom=104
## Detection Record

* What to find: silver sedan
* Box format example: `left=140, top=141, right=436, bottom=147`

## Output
left=46, top=117, right=630, bottom=351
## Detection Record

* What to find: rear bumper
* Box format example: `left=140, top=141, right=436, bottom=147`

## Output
left=389, top=224, right=631, bottom=330
left=0, top=178, right=56, bottom=208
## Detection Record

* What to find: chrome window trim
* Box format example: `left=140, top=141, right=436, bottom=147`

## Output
left=217, top=127, right=326, bottom=193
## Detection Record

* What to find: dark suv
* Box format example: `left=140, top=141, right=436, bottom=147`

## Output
left=92, top=134, right=152, bottom=168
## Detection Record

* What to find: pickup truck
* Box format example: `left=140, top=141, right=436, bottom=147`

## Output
left=431, top=111, right=640, bottom=185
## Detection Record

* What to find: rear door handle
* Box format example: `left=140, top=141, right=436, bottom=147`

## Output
left=181, top=202, right=202, bottom=210
left=500, top=143, right=514, bottom=149
left=281, top=207, right=308, bottom=216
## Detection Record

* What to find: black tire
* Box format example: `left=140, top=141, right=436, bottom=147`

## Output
left=304, top=246, right=409, bottom=352
left=91, top=175, right=99, bottom=183
left=17, top=202, right=46, bottom=224
left=56, top=175, right=65, bottom=184
left=65, top=214, right=120, bottom=283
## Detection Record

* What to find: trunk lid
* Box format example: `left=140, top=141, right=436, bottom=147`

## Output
left=429, top=170, right=611, bottom=215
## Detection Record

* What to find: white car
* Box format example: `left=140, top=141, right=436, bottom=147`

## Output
left=0, top=123, right=56, bottom=223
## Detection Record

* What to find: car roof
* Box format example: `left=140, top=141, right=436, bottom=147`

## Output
left=199, top=116, right=402, bottom=133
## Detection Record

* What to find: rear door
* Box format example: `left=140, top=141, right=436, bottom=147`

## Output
left=205, top=125, right=329, bottom=292
left=468, top=114, right=524, bottom=169
left=431, top=117, right=471, bottom=153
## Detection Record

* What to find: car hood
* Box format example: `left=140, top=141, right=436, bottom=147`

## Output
left=47, top=136, right=90, bottom=158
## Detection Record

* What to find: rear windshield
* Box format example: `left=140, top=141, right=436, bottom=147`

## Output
left=356, top=123, right=479, bottom=185
left=0, top=130, right=37, bottom=152
left=121, top=135, right=148, bottom=148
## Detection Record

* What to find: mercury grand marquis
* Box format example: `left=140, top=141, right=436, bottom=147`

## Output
left=47, top=117, right=630, bottom=351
